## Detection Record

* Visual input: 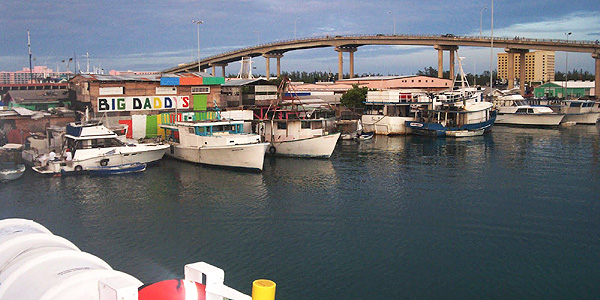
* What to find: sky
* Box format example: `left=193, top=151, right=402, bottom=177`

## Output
left=1, top=0, right=599, bottom=77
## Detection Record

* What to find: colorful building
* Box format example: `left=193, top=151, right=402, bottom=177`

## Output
left=533, top=81, right=595, bottom=98
left=68, top=73, right=226, bottom=139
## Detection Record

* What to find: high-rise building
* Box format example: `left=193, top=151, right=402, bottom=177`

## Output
left=497, top=51, right=555, bottom=84
left=0, top=66, right=70, bottom=84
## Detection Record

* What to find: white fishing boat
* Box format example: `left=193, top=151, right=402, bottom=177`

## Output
left=160, top=120, right=268, bottom=171
left=406, top=56, right=496, bottom=137
left=257, top=78, right=340, bottom=158
left=32, top=121, right=169, bottom=175
left=0, top=144, right=26, bottom=182
left=259, top=109, right=340, bottom=158
left=361, top=91, right=430, bottom=135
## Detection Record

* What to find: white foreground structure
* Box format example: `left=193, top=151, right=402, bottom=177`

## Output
left=0, top=218, right=253, bottom=300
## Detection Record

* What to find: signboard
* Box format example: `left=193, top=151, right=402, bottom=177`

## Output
left=156, top=87, right=177, bottom=95
left=99, top=87, right=124, bottom=95
left=97, top=96, right=190, bottom=112
left=255, top=85, right=277, bottom=93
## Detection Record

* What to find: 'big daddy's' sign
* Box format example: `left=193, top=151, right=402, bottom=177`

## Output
left=97, top=96, right=190, bottom=112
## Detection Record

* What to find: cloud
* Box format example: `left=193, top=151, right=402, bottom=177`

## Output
left=476, top=11, right=600, bottom=40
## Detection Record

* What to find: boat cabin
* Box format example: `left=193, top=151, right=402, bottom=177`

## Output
left=161, top=120, right=260, bottom=147
left=63, top=123, right=127, bottom=156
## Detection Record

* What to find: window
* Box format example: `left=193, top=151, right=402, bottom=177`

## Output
left=192, top=86, right=210, bottom=94
left=277, top=122, right=287, bottom=130
left=301, top=121, right=311, bottom=129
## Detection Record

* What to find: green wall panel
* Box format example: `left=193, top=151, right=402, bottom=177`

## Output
left=193, top=94, right=207, bottom=111
left=146, top=115, right=158, bottom=137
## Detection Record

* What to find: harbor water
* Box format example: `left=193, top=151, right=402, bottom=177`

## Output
left=2, top=125, right=600, bottom=299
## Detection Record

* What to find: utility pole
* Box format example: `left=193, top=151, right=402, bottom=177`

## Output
left=192, top=20, right=203, bottom=72
left=28, top=29, right=33, bottom=82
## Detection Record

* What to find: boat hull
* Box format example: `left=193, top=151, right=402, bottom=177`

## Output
left=495, top=113, right=565, bottom=126
left=0, top=164, right=26, bottom=182
left=562, top=112, right=600, bottom=125
left=167, top=143, right=268, bottom=171
left=32, top=145, right=168, bottom=175
left=407, top=116, right=495, bottom=137
left=361, top=115, right=415, bottom=135
left=88, top=163, right=146, bottom=176
left=267, top=132, right=341, bottom=158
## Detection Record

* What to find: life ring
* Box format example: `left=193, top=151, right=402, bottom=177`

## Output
left=100, top=159, right=109, bottom=166
left=74, top=165, right=83, bottom=172
left=139, top=279, right=206, bottom=300
left=268, top=145, right=277, bottom=154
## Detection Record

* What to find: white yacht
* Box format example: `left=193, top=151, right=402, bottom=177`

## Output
left=529, top=99, right=599, bottom=125
left=160, top=120, right=268, bottom=171
left=32, top=122, right=169, bottom=174
left=495, top=103, right=565, bottom=126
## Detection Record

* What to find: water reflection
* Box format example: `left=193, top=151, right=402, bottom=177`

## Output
left=2, top=125, right=600, bottom=299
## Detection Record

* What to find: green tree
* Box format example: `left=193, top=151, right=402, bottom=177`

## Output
left=340, top=84, right=368, bottom=108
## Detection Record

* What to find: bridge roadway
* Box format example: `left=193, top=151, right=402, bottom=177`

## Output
left=164, top=34, right=600, bottom=97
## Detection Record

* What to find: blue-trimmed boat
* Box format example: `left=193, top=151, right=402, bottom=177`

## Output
left=87, top=162, right=146, bottom=176
left=407, top=101, right=497, bottom=137
left=406, top=56, right=496, bottom=137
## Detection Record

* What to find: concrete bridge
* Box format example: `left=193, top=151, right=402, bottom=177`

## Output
left=163, top=34, right=600, bottom=97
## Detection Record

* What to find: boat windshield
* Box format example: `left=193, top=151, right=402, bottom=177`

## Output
left=69, top=138, right=126, bottom=150
left=195, top=123, right=244, bottom=136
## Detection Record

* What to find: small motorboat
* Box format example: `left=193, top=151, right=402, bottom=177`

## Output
left=357, top=132, right=374, bottom=141
left=87, top=162, right=146, bottom=176
left=1, top=144, right=26, bottom=182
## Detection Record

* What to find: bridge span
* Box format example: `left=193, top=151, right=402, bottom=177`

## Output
left=164, top=34, right=600, bottom=97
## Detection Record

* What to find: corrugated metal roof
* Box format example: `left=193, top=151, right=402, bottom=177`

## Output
left=337, top=75, right=417, bottom=81
left=550, top=81, right=595, bottom=88
left=222, top=78, right=274, bottom=86
left=76, top=74, right=161, bottom=82
left=5, top=90, right=69, bottom=103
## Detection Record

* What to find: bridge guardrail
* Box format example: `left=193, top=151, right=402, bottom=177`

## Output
left=175, top=34, right=599, bottom=70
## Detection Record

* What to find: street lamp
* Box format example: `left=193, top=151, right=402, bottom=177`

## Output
left=479, top=7, right=487, bottom=37
left=254, top=30, right=260, bottom=44
left=564, top=32, right=572, bottom=99
left=294, top=18, right=299, bottom=39
left=489, top=0, right=494, bottom=91
left=192, top=20, right=203, bottom=72
left=389, top=11, right=396, bottom=35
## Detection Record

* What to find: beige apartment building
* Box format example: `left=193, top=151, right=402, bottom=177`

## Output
left=497, top=51, right=555, bottom=84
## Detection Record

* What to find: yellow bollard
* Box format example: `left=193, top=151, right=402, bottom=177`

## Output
left=251, top=279, right=276, bottom=300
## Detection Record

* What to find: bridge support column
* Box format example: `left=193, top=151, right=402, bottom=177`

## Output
left=594, top=53, right=600, bottom=99
left=349, top=51, right=355, bottom=78
left=505, top=48, right=529, bottom=94
left=263, top=53, right=284, bottom=80
left=434, top=45, right=459, bottom=80
left=276, top=56, right=281, bottom=77
left=519, top=51, right=528, bottom=95
left=335, top=46, right=358, bottom=80
left=209, top=63, right=228, bottom=77
left=449, top=49, right=455, bottom=81
left=437, top=49, right=443, bottom=78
